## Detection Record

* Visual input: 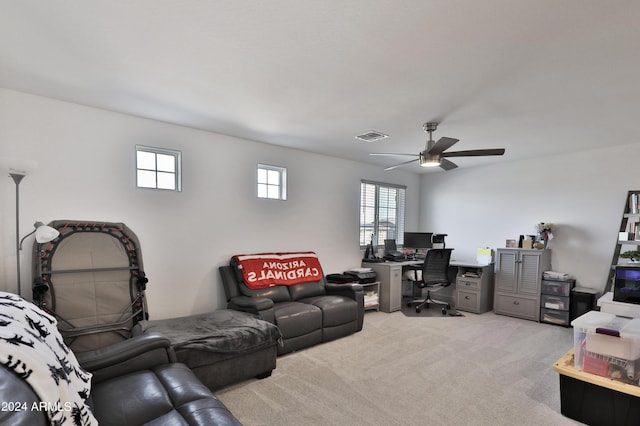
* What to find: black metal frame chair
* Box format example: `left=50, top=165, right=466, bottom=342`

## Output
left=405, top=248, right=453, bottom=314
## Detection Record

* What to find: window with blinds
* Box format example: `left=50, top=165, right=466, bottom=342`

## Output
left=359, top=180, right=406, bottom=248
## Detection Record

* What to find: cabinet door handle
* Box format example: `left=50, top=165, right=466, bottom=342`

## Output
left=465, top=296, right=470, bottom=300
left=513, top=301, right=520, bottom=305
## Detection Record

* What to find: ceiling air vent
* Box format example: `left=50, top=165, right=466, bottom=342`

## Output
left=355, top=131, right=389, bottom=143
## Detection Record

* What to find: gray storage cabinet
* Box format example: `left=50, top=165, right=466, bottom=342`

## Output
left=494, top=248, right=551, bottom=321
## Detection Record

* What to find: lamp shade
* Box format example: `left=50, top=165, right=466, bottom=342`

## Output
left=0, top=157, right=38, bottom=176
left=34, top=222, right=59, bottom=243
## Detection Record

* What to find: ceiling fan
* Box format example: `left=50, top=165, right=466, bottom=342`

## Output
left=370, top=122, right=506, bottom=171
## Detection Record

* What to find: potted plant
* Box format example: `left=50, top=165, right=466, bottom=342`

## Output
left=620, top=250, right=640, bottom=263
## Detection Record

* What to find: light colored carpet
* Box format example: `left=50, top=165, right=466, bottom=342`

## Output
left=216, top=311, right=585, bottom=425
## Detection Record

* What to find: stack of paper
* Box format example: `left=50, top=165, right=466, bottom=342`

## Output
left=477, top=248, right=493, bottom=265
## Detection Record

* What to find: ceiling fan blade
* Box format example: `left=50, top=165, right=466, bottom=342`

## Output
left=442, top=148, right=506, bottom=157
left=384, top=158, right=419, bottom=171
left=439, top=158, right=458, bottom=171
left=427, top=137, right=459, bottom=155
left=370, top=153, right=418, bottom=157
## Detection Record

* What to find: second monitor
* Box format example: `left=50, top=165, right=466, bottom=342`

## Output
left=403, top=232, right=433, bottom=257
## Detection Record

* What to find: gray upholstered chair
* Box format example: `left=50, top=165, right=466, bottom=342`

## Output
left=405, top=248, right=453, bottom=314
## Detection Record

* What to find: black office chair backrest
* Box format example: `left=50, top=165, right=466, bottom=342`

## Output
left=422, top=248, right=453, bottom=285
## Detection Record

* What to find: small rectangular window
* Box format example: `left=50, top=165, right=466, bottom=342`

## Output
left=136, top=145, right=182, bottom=192
left=257, top=164, right=287, bottom=200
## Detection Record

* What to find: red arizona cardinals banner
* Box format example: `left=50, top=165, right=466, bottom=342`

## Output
left=232, top=252, right=324, bottom=289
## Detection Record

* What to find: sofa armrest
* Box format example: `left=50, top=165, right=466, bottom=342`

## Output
left=228, top=295, right=276, bottom=323
left=0, top=367, right=47, bottom=426
left=76, top=332, right=176, bottom=383
left=325, top=282, right=365, bottom=332
left=325, top=282, right=363, bottom=299
left=229, top=295, right=274, bottom=311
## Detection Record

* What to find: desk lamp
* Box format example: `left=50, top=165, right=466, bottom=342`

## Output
left=19, top=221, right=60, bottom=296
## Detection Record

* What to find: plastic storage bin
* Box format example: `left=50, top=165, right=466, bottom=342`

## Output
left=572, top=311, right=640, bottom=384
left=541, top=294, right=570, bottom=310
left=540, top=307, right=570, bottom=325
left=541, top=279, right=573, bottom=296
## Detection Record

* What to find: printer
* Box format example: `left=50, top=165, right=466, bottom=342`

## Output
left=344, top=268, right=377, bottom=284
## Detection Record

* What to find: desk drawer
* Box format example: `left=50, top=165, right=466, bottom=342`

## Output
left=457, top=289, right=479, bottom=312
left=457, top=277, right=480, bottom=290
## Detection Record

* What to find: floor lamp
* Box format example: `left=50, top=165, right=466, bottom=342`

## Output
left=9, top=171, right=59, bottom=297
left=10, top=171, right=26, bottom=296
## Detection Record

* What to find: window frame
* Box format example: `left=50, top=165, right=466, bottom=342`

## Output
left=257, top=164, right=287, bottom=200
left=135, top=145, right=182, bottom=192
left=359, top=180, right=406, bottom=250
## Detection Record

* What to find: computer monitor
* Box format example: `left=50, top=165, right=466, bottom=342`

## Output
left=384, top=239, right=398, bottom=252
left=403, top=232, right=433, bottom=250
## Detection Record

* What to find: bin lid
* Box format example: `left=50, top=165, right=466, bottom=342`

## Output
left=621, top=317, right=640, bottom=339
left=571, top=310, right=616, bottom=329
left=571, top=310, right=640, bottom=338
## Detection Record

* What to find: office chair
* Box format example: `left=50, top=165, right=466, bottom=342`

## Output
left=404, top=248, right=453, bottom=314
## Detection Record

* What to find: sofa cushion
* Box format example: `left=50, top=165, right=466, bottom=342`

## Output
left=91, top=363, right=240, bottom=426
left=288, top=279, right=326, bottom=300
left=299, top=295, right=359, bottom=327
left=273, top=302, right=322, bottom=338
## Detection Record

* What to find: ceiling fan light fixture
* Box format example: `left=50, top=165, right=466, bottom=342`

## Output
left=419, top=152, right=441, bottom=167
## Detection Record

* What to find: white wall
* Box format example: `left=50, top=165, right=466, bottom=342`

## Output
left=4, top=88, right=631, bottom=317
left=0, top=89, right=420, bottom=319
left=419, top=147, right=637, bottom=292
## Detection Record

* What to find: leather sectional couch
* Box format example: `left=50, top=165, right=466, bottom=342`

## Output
left=219, top=252, right=365, bottom=355
left=0, top=292, right=240, bottom=426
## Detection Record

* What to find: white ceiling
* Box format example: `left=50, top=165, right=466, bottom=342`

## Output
left=2, top=1, right=640, bottom=173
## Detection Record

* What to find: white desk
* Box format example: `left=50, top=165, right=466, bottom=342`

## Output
left=361, top=259, right=494, bottom=313
left=362, top=260, right=417, bottom=312
left=597, top=291, right=640, bottom=318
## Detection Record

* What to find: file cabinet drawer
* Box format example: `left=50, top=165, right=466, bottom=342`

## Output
left=457, top=290, right=479, bottom=312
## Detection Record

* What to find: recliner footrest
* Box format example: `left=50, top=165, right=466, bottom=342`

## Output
left=135, top=309, right=281, bottom=390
